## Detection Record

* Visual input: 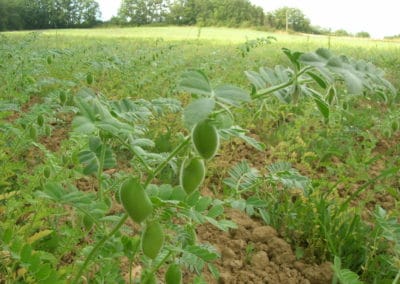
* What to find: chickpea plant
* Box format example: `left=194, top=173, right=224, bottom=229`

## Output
left=64, top=87, right=242, bottom=283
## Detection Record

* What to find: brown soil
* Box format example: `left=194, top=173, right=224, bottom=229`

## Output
left=5, top=95, right=43, bottom=123
left=39, top=112, right=73, bottom=152
left=193, top=209, right=333, bottom=284
left=195, top=137, right=334, bottom=283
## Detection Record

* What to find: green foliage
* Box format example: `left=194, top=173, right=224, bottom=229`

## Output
left=237, top=36, right=276, bottom=58
left=118, top=0, right=265, bottom=27
left=78, top=137, right=116, bottom=175
left=119, top=0, right=169, bottom=25
left=266, top=7, right=312, bottom=32
left=0, top=29, right=399, bottom=284
left=334, top=29, right=352, bottom=37
left=333, top=256, right=364, bottom=284
left=355, top=32, right=370, bottom=38
left=0, top=0, right=100, bottom=30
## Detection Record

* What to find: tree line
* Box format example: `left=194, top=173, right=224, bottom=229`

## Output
left=114, top=2, right=324, bottom=33
left=0, top=0, right=301, bottom=32
left=115, top=0, right=265, bottom=27
left=0, top=0, right=100, bottom=31
left=0, top=0, right=371, bottom=38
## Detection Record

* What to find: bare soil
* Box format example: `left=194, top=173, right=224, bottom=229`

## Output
left=194, top=209, right=333, bottom=284
left=39, top=112, right=73, bottom=152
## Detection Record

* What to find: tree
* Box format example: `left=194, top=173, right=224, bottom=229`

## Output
left=266, top=7, right=311, bottom=33
left=212, top=0, right=264, bottom=26
left=356, top=31, right=370, bottom=38
left=118, top=0, right=170, bottom=25
left=0, top=0, right=100, bottom=30
left=76, top=0, right=102, bottom=27
left=166, top=0, right=197, bottom=25
left=333, top=29, right=351, bottom=37
left=0, top=0, right=26, bottom=30
left=166, top=0, right=264, bottom=27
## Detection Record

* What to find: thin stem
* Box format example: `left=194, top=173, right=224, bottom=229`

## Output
left=341, top=166, right=399, bottom=211
left=151, top=251, right=172, bottom=274
left=71, top=213, right=129, bottom=284
left=71, top=136, right=191, bottom=283
left=252, top=65, right=314, bottom=101
left=252, top=79, right=294, bottom=100
left=116, top=135, right=153, bottom=174
left=128, top=135, right=153, bottom=173
left=393, top=270, right=400, bottom=284
left=145, top=136, right=191, bottom=187
left=141, top=251, right=172, bottom=283
left=129, top=257, right=134, bottom=284
left=297, top=65, right=315, bottom=77
left=97, top=139, right=107, bottom=201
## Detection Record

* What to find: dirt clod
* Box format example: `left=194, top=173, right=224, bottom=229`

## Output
left=251, top=226, right=278, bottom=243
left=194, top=209, right=333, bottom=284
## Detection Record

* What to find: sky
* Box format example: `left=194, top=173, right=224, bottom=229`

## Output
left=97, top=0, right=399, bottom=38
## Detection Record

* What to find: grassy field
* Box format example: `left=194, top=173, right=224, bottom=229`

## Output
left=0, top=27, right=399, bottom=283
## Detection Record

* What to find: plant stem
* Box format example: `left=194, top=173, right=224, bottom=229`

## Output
left=71, top=213, right=129, bottom=284
left=141, top=251, right=172, bottom=283
left=129, top=257, right=134, bottom=284
left=71, top=137, right=190, bottom=283
left=341, top=166, right=399, bottom=210
left=97, top=139, right=107, bottom=201
left=393, top=270, right=400, bottom=284
left=252, top=80, right=294, bottom=100
left=116, top=135, right=153, bottom=174
left=144, top=136, right=191, bottom=187
left=252, top=67, right=314, bottom=101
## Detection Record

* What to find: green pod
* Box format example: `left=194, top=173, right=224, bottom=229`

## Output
left=165, top=263, right=182, bottom=284
left=383, top=129, right=392, bottom=138
left=86, top=73, right=94, bottom=85
left=179, top=157, right=205, bottom=194
left=83, top=214, right=94, bottom=231
left=391, top=120, right=399, bottom=132
left=43, top=166, right=51, bottom=179
left=119, top=178, right=153, bottom=224
left=192, top=120, right=219, bottom=160
left=29, top=126, right=37, bottom=140
left=143, top=272, right=157, bottom=284
left=44, top=125, right=51, bottom=136
left=37, top=114, right=44, bottom=127
left=59, top=92, right=67, bottom=105
left=140, top=272, right=157, bottom=284
left=142, top=221, right=164, bottom=259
